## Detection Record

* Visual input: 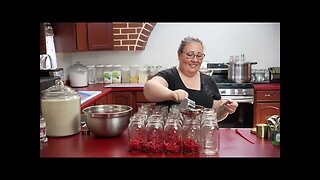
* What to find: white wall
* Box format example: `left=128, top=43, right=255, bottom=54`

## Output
left=56, top=23, right=280, bottom=78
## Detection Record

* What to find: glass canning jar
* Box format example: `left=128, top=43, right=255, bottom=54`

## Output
left=182, top=119, right=201, bottom=154
left=87, top=65, right=96, bottom=84
left=145, top=119, right=163, bottom=154
left=129, top=65, right=139, bottom=83
left=128, top=116, right=146, bottom=152
left=200, top=112, right=220, bottom=156
left=163, top=118, right=182, bottom=154
left=95, top=64, right=105, bottom=83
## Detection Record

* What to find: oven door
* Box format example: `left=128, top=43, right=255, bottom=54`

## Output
left=218, top=95, right=254, bottom=128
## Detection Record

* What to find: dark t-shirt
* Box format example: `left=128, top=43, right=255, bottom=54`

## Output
left=155, top=66, right=221, bottom=108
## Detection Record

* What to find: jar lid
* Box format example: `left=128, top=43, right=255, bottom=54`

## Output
left=69, top=61, right=88, bottom=72
left=41, top=79, right=79, bottom=99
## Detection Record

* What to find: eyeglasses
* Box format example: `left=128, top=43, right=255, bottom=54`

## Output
left=182, top=51, right=206, bottom=60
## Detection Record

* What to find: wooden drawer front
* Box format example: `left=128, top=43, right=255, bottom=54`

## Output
left=136, top=91, right=149, bottom=102
left=256, top=90, right=280, bottom=102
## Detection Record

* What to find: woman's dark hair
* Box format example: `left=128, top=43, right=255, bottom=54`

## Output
left=177, top=36, right=204, bottom=53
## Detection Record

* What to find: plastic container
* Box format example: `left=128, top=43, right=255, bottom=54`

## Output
left=104, top=65, right=113, bottom=83
left=112, top=65, right=122, bottom=83
left=41, top=79, right=81, bottom=137
left=69, top=61, right=88, bottom=87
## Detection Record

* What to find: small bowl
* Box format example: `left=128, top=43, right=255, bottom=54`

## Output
left=82, top=105, right=133, bottom=137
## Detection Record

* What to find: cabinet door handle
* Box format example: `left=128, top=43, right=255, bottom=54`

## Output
left=265, top=94, right=271, bottom=97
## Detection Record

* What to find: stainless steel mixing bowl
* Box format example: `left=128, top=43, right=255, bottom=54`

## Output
left=82, top=105, right=133, bottom=137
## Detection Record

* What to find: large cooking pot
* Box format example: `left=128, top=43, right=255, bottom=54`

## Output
left=227, top=61, right=257, bottom=83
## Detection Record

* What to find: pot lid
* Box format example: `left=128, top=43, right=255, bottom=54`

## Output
left=41, top=79, right=78, bottom=99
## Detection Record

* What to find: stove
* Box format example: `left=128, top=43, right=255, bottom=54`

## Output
left=208, top=62, right=254, bottom=128
left=208, top=62, right=254, bottom=102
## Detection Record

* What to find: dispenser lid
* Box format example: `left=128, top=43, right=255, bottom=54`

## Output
left=41, top=79, right=78, bottom=99
left=69, top=61, right=87, bottom=72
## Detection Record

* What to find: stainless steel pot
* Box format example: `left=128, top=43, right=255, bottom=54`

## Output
left=227, top=62, right=257, bottom=83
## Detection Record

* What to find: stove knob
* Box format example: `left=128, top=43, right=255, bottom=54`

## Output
left=234, top=89, right=238, bottom=95
left=242, top=89, right=247, bottom=95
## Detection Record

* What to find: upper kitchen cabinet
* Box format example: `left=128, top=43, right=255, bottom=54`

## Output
left=40, top=23, right=46, bottom=54
left=52, top=23, right=113, bottom=52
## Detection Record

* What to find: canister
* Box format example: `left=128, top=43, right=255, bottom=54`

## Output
left=129, top=65, right=139, bottom=83
left=87, top=65, right=96, bottom=84
left=69, top=61, right=88, bottom=87
left=104, top=65, right=113, bottom=83
left=95, top=64, right=105, bottom=83
left=139, top=67, right=148, bottom=83
left=256, top=123, right=268, bottom=138
left=121, top=67, right=130, bottom=83
left=112, top=65, right=122, bottom=83
left=41, top=79, right=81, bottom=137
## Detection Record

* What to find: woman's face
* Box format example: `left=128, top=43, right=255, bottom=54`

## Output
left=178, top=42, right=204, bottom=76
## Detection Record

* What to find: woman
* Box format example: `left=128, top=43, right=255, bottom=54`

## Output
left=143, top=36, right=238, bottom=121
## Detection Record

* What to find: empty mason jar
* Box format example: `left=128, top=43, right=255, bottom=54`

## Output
left=87, top=65, right=96, bottom=84
left=200, top=112, right=220, bottom=156
left=95, top=64, right=105, bottom=83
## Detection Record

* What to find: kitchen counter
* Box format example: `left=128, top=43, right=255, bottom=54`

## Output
left=75, top=83, right=280, bottom=110
left=253, top=83, right=280, bottom=90
left=74, top=84, right=144, bottom=110
left=40, top=128, right=280, bottom=158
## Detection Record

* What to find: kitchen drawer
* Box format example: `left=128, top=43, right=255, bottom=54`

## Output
left=256, top=90, right=280, bottom=102
left=136, top=91, right=149, bottom=102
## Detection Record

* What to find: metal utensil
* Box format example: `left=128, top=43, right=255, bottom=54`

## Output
left=179, top=98, right=196, bottom=110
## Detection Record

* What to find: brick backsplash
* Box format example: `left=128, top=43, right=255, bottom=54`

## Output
left=113, top=22, right=156, bottom=51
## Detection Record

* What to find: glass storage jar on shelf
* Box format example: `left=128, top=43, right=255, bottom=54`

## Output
left=87, top=65, right=96, bottom=84
left=129, top=65, right=139, bottom=83
left=95, top=64, right=105, bottom=83
left=104, top=65, right=113, bottom=83
left=121, top=66, right=130, bottom=83
left=69, top=61, right=88, bottom=87
left=112, top=65, right=122, bottom=83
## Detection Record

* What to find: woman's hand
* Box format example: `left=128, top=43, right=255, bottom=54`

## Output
left=170, top=89, right=189, bottom=103
left=223, top=99, right=238, bottom=114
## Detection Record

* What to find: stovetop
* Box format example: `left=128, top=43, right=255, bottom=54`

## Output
left=216, top=82, right=254, bottom=89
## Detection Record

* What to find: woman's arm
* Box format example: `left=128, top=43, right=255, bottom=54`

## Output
left=143, top=76, right=188, bottom=103
left=213, top=99, right=238, bottom=121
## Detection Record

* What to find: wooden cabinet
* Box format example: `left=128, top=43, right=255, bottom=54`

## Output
left=40, top=23, right=46, bottom=54
left=254, top=90, right=280, bottom=125
left=94, top=96, right=107, bottom=105
left=91, top=90, right=153, bottom=116
left=52, top=23, right=113, bottom=53
left=107, top=91, right=136, bottom=116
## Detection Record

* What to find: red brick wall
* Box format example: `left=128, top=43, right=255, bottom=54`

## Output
left=113, top=22, right=157, bottom=51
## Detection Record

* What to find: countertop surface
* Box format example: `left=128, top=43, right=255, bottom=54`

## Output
left=74, top=83, right=280, bottom=110
left=40, top=128, right=280, bottom=158
left=253, top=83, right=280, bottom=90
